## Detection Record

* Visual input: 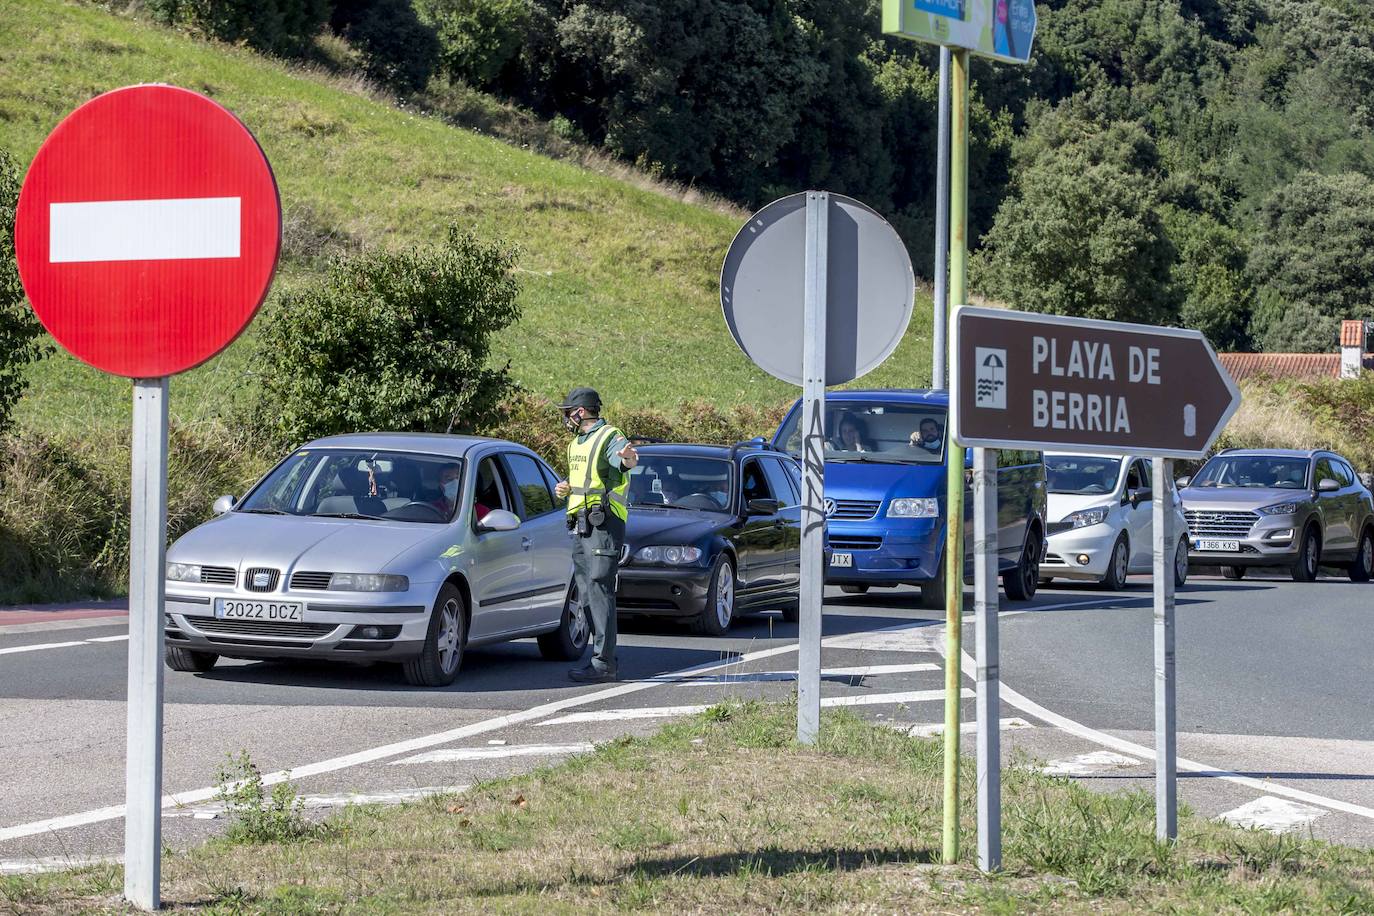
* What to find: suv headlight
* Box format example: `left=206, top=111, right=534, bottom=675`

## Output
left=1258, top=502, right=1300, bottom=516
left=1065, top=506, right=1111, bottom=529
left=887, top=498, right=939, bottom=518
left=634, top=546, right=703, bottom=565
left=166, top=562, right=201, bottom=582
left=328, top=573, right=409, bottom=592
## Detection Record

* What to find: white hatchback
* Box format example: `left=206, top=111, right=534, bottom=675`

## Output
left=1040, top=454, right=1189, bottom=590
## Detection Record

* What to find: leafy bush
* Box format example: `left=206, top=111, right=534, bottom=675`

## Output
left=147, top=0, right=332, bottom=56
left=331, top=0, right=441, bottom=93
left=0, top=149, right=51, bottom=438
left=418, top=0, right=529, bottom=87
left=252, top=229, right=521, bottom=448
left=213, top=750, right=315, bottom=843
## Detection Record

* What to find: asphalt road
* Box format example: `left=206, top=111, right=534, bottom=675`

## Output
left=2, top=572, right=1372, bottom=870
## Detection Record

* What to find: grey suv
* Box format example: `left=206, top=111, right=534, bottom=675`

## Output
left=1178, top=448, right=1374, bottom=582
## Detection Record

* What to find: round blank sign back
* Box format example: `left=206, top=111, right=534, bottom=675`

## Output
left=720, top=192, right=915, bottom=387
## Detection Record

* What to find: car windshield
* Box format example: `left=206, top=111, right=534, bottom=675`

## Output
left=1044, top=456, right=1122, bottom=495
left=776, top=401, right=948, bottom=464
left=238, top=449, right=463, bottom=523
left=627, top=456, right=733, bottom=513
left=1191, top=456, right=1310, bottom=489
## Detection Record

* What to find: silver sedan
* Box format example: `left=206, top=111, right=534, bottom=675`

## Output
left=163, top=433, right=586, bottom=686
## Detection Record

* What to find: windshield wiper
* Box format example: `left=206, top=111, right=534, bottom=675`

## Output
left=828, top=455, right=913, bottom=464
left=240, top=507, right=291, bottom=515
left=313, top=511, right=386, bottom=521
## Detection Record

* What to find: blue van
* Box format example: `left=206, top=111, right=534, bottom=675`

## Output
left=772, top=389, right=1047, bottom=609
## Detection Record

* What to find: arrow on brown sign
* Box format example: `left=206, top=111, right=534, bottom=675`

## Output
left=951, top=306, right=1242, bottom=459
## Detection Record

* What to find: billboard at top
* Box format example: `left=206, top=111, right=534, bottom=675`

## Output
left=883, top=0, right=1037, bottom=65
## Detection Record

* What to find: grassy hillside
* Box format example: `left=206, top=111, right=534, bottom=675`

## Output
left=0, top=0, right=934, bottom=438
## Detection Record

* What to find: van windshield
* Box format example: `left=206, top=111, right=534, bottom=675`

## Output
left=776, top=402, right=948, bottom=465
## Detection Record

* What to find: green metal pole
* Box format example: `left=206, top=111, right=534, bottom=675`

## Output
left=942, top=46, right=971, bottom=867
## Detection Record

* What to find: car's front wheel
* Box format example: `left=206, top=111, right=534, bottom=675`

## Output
left=1349, top=528, right=1374, bottom=583
left=1102, top=534, right=1129, bottom=591
left=1291, top=526, right=1320, bottom=583
left=404, top=584, right=466, bottom=687
left=1174, top=536, right=1189, bottom=588
left=538, top=584, right=590, bottom=660
left=165, top=646, right=217, bottom=673
left=1003, top=528, right=1041, bottom=601
left=693, top=556, right=736, bottom=636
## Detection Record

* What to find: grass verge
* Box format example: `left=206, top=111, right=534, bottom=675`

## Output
left=5, top=703, right=1372, bottom=913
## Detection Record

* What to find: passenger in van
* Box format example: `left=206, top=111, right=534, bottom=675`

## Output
left=831, top=412, right=878, bottom=452
left=909, top=418, right=944, bottom=454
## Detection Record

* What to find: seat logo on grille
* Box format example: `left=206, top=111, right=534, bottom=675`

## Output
left=252, top=571, right=272, bottom=589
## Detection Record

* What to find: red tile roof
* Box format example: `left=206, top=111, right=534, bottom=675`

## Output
left=1218, top=352, right=1374, bottom=383
left=1342, top=320, right=1366, bottom=348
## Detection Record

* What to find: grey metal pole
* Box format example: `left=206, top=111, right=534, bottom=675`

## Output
left=797, top=191, right=829, bottom=745
left=1152, top=457, right=1177, bottom=840
left=973, top=447, right=1001, bottom=871
left=932, top=47, right=951, bottom=391
left=125, top=377, right=169, bottom=910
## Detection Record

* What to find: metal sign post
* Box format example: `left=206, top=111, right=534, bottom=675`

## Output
left=931, top=46, right=951, bottom=391
left=972, top=446, right=1000, bottom=870
left=1153, top=457, right=1177, bottom=839
left=797, top=191, right=829, bottom=744
left=125, top=378, right=169, bottom=907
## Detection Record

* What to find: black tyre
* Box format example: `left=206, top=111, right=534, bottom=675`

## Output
left=1102, top=534, right=1129, bottom=591
left=538, top=584, right=590, bottom=661
left=840, top=584, right=869, bottom=595
left=165, top=646, right=217, bottom=672
left=1291, top=526, right=1320, bottom=583
left=404, top=584, right=466, bottom=687
left=1349, top=528, right=1374, bottom=583
left=692, top=556, right=736, bottom=636
left=1003, top=527, right=1041, bottom=601
left=1174, top=536, right=1189, bottom=588
left=779, top=597, right=800, bottom=623
left=1222, top=566, right=1246, bottom=580
left=1039, top=577, right=1056, bottom=588
left=920, top=555, right=947, bottom=610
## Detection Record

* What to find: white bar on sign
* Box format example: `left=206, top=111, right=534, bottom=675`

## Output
left=49, top=197, right=241, bottom=263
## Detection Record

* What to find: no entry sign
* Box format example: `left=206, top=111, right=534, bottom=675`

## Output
left=15, top=84, right=280, bottom=378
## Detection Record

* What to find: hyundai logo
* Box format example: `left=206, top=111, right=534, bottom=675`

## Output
left=252, top=572, right=271, bottom=588
left=824, top=498, right=837, bottom=518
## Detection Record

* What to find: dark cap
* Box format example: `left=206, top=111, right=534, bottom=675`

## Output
left=559, top=387, right=602, bottom=412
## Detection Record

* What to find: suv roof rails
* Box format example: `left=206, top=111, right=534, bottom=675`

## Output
left=729, top=437, right=775, bottom=459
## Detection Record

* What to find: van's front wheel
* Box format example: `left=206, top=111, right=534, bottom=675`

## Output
left=1003, top=528, right=1042, bottom=601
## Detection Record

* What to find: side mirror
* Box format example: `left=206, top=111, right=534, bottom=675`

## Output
left=1175, top=476, right=1191, bottom=489
left=746, top=498, right=780, bottom=516
left=477, top=508, right=522, bottom=532
left=1318, top=478, right=1340, bottom=493
left=213, top=494, right=237, bottom=514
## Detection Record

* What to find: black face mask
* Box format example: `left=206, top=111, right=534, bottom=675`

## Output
left=562, top=410, right=583, bottom=434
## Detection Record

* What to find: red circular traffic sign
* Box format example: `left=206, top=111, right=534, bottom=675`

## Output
left=15, top=85, right=280, bottom=378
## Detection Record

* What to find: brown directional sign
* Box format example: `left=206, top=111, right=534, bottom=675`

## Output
left=952, top=306, right=1241, bottom=459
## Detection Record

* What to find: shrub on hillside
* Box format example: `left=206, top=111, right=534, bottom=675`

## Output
left=0, top=149, right=51, bottom=438
left=252, top=229, right=521, bottom=448
left=418, top=0, right=529, bottom=88
left=331, top=0, right=441, bottom=93
left=148, top=0, right=331, bottom=57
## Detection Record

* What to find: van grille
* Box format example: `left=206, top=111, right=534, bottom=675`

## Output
left=1184, top=510, right=1258, bottom=538
left=830, top=500, right=881, bottom=520
left=829, top=535, right=883, bottom=551
left=290, top=571, right=334, bottom=590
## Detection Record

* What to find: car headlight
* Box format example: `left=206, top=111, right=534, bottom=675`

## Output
left=327, top=573, right=409, bottom=592
left=1065, top=506, right=1111, bottom=529
left=166, top=562, right=202, bottom=582
left=887, top=497, right=939, bottom=518
left=633, top=545, right=703, bottom=565
left=1258, top=502, right=1300, bottom=516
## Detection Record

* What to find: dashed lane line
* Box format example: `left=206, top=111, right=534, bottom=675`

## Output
left=893, top=717, right=1035, bottom=738
left=168, top=786, right=471, bottom=819
left=537, top=688, right=972, bottom=726
left=0, top=635, right=127, bottom=655
left=392, top=745, right=594, bottom=765
left=1219, top=796, right=1328, bottom=834
left=1042, top=751, right=1144, bottom=777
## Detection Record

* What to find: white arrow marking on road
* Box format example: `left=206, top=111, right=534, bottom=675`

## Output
left=49, top=197, right=241, bottom=263
left=895, top=717, right=1035, bottom=738
left=1042, top=751, right=1143, bottom=777
left=392, top=745, right=594, bottom=765
left=1218, top=796, right=1327, bottom=834
left=538, top=688, right=971, bottom=726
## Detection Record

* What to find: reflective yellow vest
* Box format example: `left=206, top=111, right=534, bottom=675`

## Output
left=566, top=424, right=629, bottom=521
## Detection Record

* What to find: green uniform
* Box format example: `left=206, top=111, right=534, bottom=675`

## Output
left=566, top=420, right=630, bottom=675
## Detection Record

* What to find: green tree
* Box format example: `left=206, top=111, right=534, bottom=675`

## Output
left=0, top=150, right=51, bottom=437
left=148, top=0, right=332, bottom=56
left=1163, top=205, right=1253, bottom=349
left=1248, top=171, right=1374, bottom=351
left=331, top=0, right=441, bottom=93
left=972, top=117, right=1179, bottom=324
left=418, top=0, right=530, bottom=88
left=253, top=229, right=521, bottom=447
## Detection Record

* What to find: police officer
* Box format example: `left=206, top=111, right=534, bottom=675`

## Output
left=553, top=387, right=637, bottom=682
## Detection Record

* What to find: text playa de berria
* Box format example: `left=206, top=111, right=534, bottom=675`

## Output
left=1031, top=336, right=1162, bottom=434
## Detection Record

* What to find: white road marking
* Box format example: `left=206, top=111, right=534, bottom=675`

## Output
left=86, top=635, right=129, bottom=643
left=0, top=855, right=121, bottom=875
left=539, top=689, right=969, bottom=726
left=1042, top=751, right=1143, bottom=776
left=49, top=197, right=241, bottom=263
left=656, top=662, right=939, bottom=685
left=1219, top=796, right=1328, bottom=834
left=895, top=717, right=1034, bottom=738
left=0, top=641, right=86, bottom=655
left=168, top=786, right=470, bottom=819
left=393, top=745, right=594, bottom=765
